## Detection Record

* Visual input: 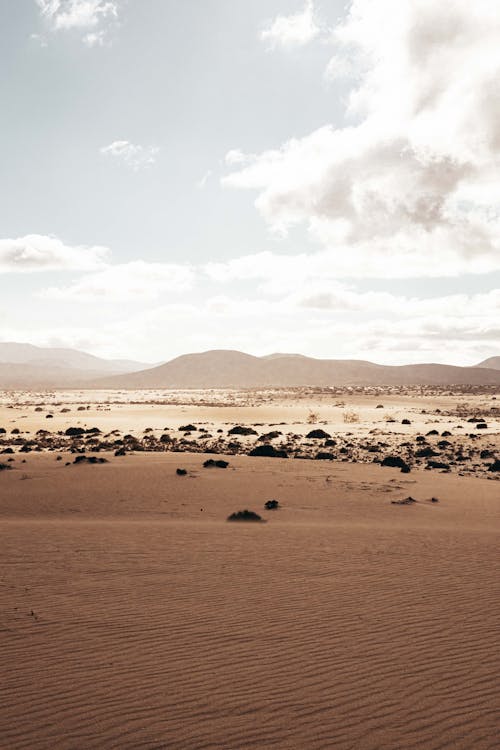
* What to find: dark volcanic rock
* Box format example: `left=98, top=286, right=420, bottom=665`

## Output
left=315, top=452, right=334, bottom=460
left=488, top=459, right=500, bottom=472
left=179, top=424, right=196, bottom=432
left=176, top=468, right=187, bottom=476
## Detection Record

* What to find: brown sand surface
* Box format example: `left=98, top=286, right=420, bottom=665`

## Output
left=1, top=452, right=499, bottom=749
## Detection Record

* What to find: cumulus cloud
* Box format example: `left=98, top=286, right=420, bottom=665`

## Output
left=40, top=260, right=195, bottom=301
left=260, top=0, right=320, bottom=49
left=226, top=0, right=500, bottom=278
left=35, top=0, right=119, bottom=44
left=0, top=234, right=108, bottom=273
left=100, top=141, right=160, bottom=170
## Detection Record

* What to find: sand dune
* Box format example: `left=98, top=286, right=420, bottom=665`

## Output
left=1, top=452, right=498, bottom=749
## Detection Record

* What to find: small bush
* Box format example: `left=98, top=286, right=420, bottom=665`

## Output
left=227, top=509, right=263, bottom=522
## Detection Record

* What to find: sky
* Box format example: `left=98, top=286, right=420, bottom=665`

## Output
left=0, top=0, right=499, bottom=365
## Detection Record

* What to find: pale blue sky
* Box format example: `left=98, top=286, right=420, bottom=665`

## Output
left=0, top=1, right=499, bottom=364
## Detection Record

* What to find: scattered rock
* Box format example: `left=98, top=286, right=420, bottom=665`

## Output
left=176, top=468, right=187, bottom=476
left=179, top=424, right=196, bottom=432
left=488, top=459, right=500, bottom=472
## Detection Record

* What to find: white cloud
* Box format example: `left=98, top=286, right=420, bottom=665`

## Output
left=100, top=140, right=160, bottom=170
left=35, top=0, right=119, bottom=44
left=0, top=234, right=108, bottom=273
left=226, top=0, right=500, bottom=278
left=260, top=0, right=320, bottom=49
left=40, top=260, right=195, bottom=301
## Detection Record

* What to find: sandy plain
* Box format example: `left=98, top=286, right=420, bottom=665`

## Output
left=1, top=388, right=499, bottom=749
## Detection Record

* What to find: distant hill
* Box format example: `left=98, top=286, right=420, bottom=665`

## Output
left=475, top=356, right=500, bottom=370
left=0, top=342, right=151, bottom=388
left=96, top=350, right=500, bottom=389
left=0, top=342, right=148, bottom=373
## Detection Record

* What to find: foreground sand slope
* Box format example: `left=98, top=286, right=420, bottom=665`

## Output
left=1, top=453, right=499, bottom=749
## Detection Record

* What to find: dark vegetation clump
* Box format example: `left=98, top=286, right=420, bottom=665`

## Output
left=306, top=429, right=332, bottom=439
left=381, top=456, right=411, bottom=472
left=426, top=460, right=450, bottom=470
left=264, top=499, right=279, bottom=510
left=249, top=445, right=288, bottom=458
left=203, top=459, right=229, bottom=468
left=315, top=452, right=334, bottom=460
left=258, top=431, right=282, bottom=441
left=401, top=419, right=411, bottom=425
left=65, top=427, right=85, bottom=437
left=228, top=425, right=258, bottom=436
left=488, top=459, right=500, bottom=472
left=176, top=468, right=187, bottom=475
left=73, top=455, right=108, bottom=465
left=179, top=424, right=196, bottom=432
left=391, top=496, right=417, bottom=505
left=0, top=462, right=12, bottom=471
left=227, top=509, right=263, bottom=522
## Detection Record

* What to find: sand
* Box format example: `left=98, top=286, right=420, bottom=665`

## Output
left=1, top=444, right=499, bottom=749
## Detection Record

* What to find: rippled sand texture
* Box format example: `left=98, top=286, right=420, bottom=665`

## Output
left=1, top=453, right=499, bottom=749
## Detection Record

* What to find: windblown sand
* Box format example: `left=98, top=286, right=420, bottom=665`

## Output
left=1, top=450, right=498, bottom=750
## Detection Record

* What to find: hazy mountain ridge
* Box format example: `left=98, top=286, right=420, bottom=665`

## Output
left=0, top=342, right=151, bottom=388
left=96, top=350, right=500, bottom=389
left=0, top=342, right=149, bottom=373
left=1, top=345, right=499, bottom=389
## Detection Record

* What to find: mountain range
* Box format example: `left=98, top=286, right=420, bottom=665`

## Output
left=0, top=344, right=499, bottom=389
left=0, top=342, right=150, bottom=388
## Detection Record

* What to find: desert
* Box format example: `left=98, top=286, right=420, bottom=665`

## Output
left=1, top=383, right=499, bottom=749
left=3, top=1, right=500, bottom=747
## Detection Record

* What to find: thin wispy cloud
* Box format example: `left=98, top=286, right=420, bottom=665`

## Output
left=40, top=261, right=195, bottom=302
left=260, top=0, right=320, bottom=49
left=100, top=141, right=160, bottom=171
left=0, top=234, right=108, bottom=273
